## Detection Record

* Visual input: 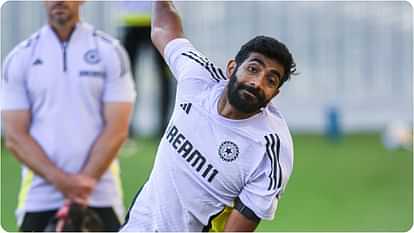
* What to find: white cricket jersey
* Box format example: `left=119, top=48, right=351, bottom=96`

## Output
left=120, top=38, right=294, bottom=232
left=1, top=22, right=136, bottom=221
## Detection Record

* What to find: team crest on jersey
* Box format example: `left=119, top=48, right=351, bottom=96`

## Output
left=218, top=141, right=239, bottom=162
left=84, top=49, right=100, bottom=64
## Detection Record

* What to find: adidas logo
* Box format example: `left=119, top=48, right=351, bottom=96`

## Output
left=33, top=58, right=43, bottom=65
left=179, top=103, right=192, bottom=114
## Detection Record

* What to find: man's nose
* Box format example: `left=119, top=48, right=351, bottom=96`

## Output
left=248, top=75, right=265, bottom=88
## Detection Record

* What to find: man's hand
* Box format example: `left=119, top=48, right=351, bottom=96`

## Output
left=151, top=1, right=184, bottom=56
left=51, top=173, right=97, bottom=206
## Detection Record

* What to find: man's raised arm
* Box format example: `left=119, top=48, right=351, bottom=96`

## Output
left=151, top=1, right=184, bottom=56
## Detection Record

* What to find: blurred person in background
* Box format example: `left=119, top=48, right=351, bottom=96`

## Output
left=120, top=1, right=297, bottom=232
left=119, top=1, right=172, bottom=137
left=2, top=0, right=136, bottom=231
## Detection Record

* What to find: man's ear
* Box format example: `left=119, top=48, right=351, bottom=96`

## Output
left=226, top=59, right=237, bottom=79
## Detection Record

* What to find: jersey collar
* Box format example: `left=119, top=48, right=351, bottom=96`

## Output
left=47, top=21, right=81, bottom=44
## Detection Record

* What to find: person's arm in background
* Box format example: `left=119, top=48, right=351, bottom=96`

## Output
left=3, top=111, right=96, bottom=204
left=2, top=45, right=95, bottom=205
left=80, top=39, right=135, bottom=197
left=151, top=0, right=184, bottom=56
left=80, top=102, right=132, bottom=182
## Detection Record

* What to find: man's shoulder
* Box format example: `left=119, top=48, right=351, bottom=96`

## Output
left=266, top=107, right=292, bottom=140
left=88, top=26, right=127, bottom=60
left=89, top=25, right=120, bottom=47
left=4, top=29, right=43, bottom=65
left=245, top=106, right=293, bottom=148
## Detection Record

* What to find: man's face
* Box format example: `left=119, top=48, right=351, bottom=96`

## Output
left=227, top=52, right=285, bottom=114
left=44, top=1, right=81, bottom=26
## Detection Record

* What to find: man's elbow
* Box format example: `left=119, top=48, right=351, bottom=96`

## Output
left=119, top=130, right=129, bottom=143
left=4, top=131, right=23, bottom=153
left=110, top=127, right=129, bottom=144
left=151, top=26, right=184, bottom=56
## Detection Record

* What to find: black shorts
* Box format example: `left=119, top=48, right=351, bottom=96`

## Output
left=20, top=206, right=120, bottom=232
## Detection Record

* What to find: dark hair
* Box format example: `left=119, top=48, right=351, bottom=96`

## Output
left=235, top=36, right=297, bottom=88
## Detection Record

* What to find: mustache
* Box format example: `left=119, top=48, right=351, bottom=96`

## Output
left=238, top=84, right=265, bottom=101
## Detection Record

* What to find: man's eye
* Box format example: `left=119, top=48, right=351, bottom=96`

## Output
left=268, top=77, right=277, bottom=86
left=248, top=66, right=257, bottom=73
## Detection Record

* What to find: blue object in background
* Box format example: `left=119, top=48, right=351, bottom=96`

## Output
left=325, top=105, right=342, bottom=142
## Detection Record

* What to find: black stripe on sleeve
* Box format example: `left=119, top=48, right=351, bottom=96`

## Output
left=210, top=63, right=225, bottom=80
left=234, top=197, right=260, bottom=223
left=188, top=51, right=209, bottom=63
left=269, top=134, right=278, bottom=190
left=217, top=67, right=227, bottom=80
left=264, top=135, right=274, bottom=191
left=181, top=52, right=220, bottom=82
left=187, top=51, right=225, bottom=81
left=30, top=33, right=41, bottom=56
left=275, top=134, right=282, bottom=189
left=3, top=55, right=13, bottom=83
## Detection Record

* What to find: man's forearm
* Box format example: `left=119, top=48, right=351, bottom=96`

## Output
left=81, top=127, right=127, bottom=180
left=224, top=209, right=259, bottom=232
left=152, top=1, right=182, bottom=31
left=151, top=1, right=184, bottom=55
left=6, top=133, right=66, bottom=185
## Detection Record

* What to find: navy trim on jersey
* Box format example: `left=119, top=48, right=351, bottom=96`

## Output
left=3, top=51, right=17, bottom=83
left=234, top=197, right=260, bottom=223
left=114, top=45, right=128, bottom=78
left=181, top=51, right=226, bottom=82
left=187, top=51, right=226, bottom=80
left=120, top=186, right=143, bottom=229
left=3, top=58, right=11, bottom=83
left=5, top=32, right=41, bottom=83
left=181, top=52, right=219, bottom=82
left=25, top=39, right=32, bottom=48
left=93, top=30, right=115, bottom=44
left=94, top=30, right=128, bottom=78
left=265, top=134, right=282, bottom=190
left=264, top=135, right=275, bottom=191
left=30, top=33, right=41, bottom=57
left=274, top=134, right=282, bottom=189
left=188, top=51, right=208, bottom=63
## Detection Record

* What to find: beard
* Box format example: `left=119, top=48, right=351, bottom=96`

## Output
left=49, top=4, right=73, bottom=26
left=226, top=72, right=270, bottom=114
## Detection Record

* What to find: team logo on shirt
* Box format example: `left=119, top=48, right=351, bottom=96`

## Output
left=84, top=49, right=100, bottom=64
left=218, top=141, right=239, bottom=162
left=179, top=102, right=192, bottom=114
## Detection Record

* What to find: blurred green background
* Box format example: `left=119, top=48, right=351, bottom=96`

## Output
left=1, top=133, right=412, bottom=232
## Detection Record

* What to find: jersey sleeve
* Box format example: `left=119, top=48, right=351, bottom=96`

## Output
left=238, top=138, right=293, bottom=220
left=238, top=164, right=280, bottom=220
left=163, top=38, right=227, bottom=95
left=1, top=47, right=31, bottom=110
left=102, top=41, right=136, bottom=103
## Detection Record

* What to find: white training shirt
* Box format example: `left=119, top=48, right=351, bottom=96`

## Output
left=120, top=38, right=294, bottom=232
left=2, top=22, right=136, bottom=222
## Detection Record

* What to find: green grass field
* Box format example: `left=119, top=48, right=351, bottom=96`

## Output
left=1, top=133, right=412, bottom=232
